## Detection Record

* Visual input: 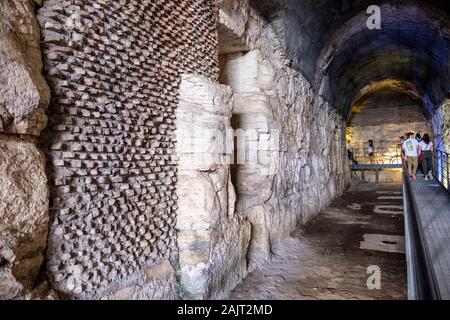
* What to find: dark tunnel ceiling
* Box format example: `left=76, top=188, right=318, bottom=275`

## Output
left=249, top=0, right=450, bottom=120
left=250, top=0, right=450, bottom=39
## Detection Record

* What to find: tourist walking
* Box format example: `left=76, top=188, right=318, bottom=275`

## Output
left=403, top=132, right=420, bottom=181
left=419, top=133, right=434, bottom=180
left=367, top=140, right=375, bottom=164
left=415, top=133, right=424, bottom=174
left=415, top=133, right=422, bottom=142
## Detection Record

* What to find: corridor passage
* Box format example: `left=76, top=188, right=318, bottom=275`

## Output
left=230, top=183, right=407, bottom=300
left=4, top=0, right=450, bottom=301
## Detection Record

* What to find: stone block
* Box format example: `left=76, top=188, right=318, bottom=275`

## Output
left=219, top=51, right=260, bottom=93
left=0, top=135, right=49, bottom=297
left=105, top=285, right=136, bottom=300
left=175, top=74, right=252, bottom=299
left=0, top=0, right=50, bottom=136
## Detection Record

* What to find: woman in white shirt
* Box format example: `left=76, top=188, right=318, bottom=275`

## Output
left=419, top=133, right=434, bottom=180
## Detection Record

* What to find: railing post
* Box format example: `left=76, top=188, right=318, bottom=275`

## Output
left=446, top=153, right=449, bottom=189
left=432, top=150, right=450, bottom=192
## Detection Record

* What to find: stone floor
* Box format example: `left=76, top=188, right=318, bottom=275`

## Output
left=230, top=183, right=407, bottom=300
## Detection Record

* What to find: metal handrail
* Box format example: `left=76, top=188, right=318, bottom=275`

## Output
left=402, top=168, right=441, bottom=300
left=433, top=149, right=450, bottom=192
left=349, top=142, right=402, bottom=164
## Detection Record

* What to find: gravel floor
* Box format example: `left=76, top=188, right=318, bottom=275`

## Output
left=229, top=183, right=407, bottom=300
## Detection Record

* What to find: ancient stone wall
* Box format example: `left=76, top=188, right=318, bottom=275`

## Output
left=163, top=1, right=350, bottom=300
left=37, top=0, right=219, bottom=299
left=1, top=0, right=357, bottom=301
left=0, top=0, right=50, bottom=299
left=175, top=74, right=251, bottom=299
left=432, top=99, right=450, bottom=152
left=217, top=0, right=350, bottom=274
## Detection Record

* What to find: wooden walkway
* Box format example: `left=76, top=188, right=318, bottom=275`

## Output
left=408, top=175, right=450, bottom=299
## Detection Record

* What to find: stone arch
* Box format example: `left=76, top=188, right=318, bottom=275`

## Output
left=315, top=0, right=450, bottom=119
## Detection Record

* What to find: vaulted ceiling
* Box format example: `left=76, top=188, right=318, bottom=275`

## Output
left=249, top=0, right=450, bottom=120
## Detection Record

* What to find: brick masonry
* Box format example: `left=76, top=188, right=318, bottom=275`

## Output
left=37, top=0, right=219, bottom=298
